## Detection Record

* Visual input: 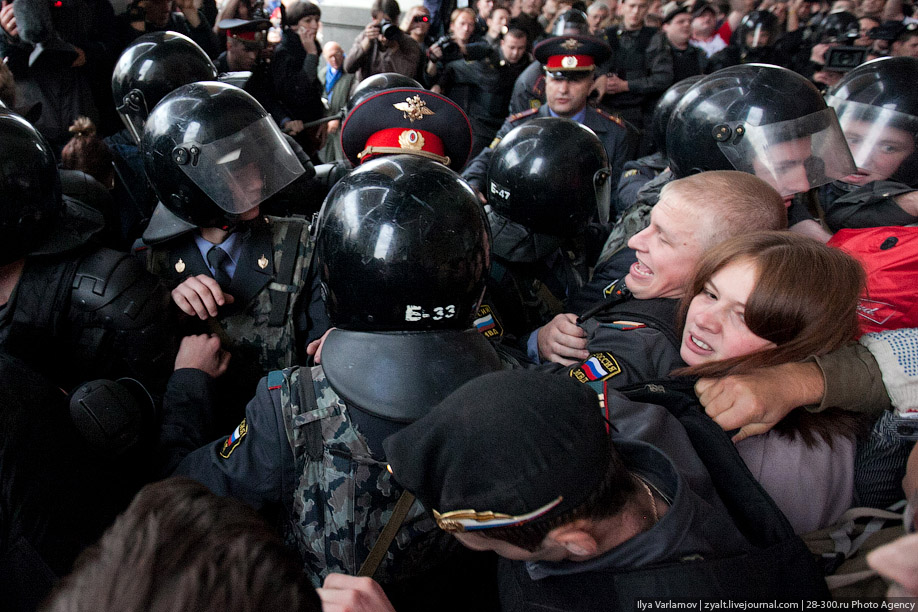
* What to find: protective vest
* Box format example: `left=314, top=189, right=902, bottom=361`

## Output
left=271, top=365, right=453, bottom=587
left=142, top=215, right=313, bottom=374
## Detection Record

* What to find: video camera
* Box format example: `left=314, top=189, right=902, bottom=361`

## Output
left=824, top=45, right=868, bottom=71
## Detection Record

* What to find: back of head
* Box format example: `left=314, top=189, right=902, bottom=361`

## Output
left=111, top=32, right=218, bottom=145
left=678, top=231, right=865, bottom=377
left=141, top=82, right=304, bottom=229
left=661, top=170, right=787, bottom=249
left=41, top=477, right=322, bottom=612
left=667, top=64, right=855, bottom=196
left=0, top=108, right=61, bottom=264
left=487, top=117, right=612, bottom=234
left=826, top=56, right=918, bottom=185
left=315, top=155, right=490, bottom=331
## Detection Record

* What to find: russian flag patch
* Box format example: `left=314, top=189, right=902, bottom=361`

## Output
left=474, top=304, right=503, bottom=339
left=219, top=418, right=248, bottom=459
left=570, top=352, right=622, bottom=384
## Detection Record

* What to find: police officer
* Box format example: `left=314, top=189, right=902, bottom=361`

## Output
left=0, top=107, right=174, bottom=396
left=169, top=154, right=503, bottom=610
left=821, top=56, right=918, bottom=231
left=134, top=82, right=316, bottom=423
left=463, top=35, right=629, bottom=199
left=474, top=117, right=612, bottom=353
left=705, top=10, right=791, bottom=73
left=109, top=32, right=221, bottom=243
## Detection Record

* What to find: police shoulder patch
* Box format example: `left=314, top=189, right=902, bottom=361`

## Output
left=508, top=107, right=539, bottom=123
left=602, top=279, right=621, bottom=298
left=623, top=168, right=638, bottom=178
left=570, top=352, right=622, bottom=384
left=219, top=418, right=248, bottom=459
left=474, top=304, right=503, bottom=339
left=594, top=108, right=626, bottom=129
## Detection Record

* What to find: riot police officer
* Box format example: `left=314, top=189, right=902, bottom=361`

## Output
left=169, top=154, right=503, bottom=611
left=134, top=82, right=317, bottom=423
left=0, top=107, right=174, bottom=396
left=821, top=56, right=918, bottom=231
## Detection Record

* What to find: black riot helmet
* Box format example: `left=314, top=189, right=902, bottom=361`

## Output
left=737, top=10, right=780, bottom=49
left=315, top=155, right=491, bottom=331
left=141, top=82, right=305, bottom=229
left=0, top=108, right=62, bottom=265
left=667, top=64, right=855, bottom=197
left=487, top=117, right=611, bottom=235
left=111, top=32, right=219, bottom=145
left=826, top=56, right=918, bottom=185
left=345, top=72, right=423, bottom=114
left=551, top=9, right=589, bottom=35
left=816, top=10, right=860, bottom=43
left=650, top=75, right=703, bottom=158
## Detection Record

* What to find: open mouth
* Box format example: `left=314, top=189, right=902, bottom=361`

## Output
left=629, top=260, right=653, bottom=279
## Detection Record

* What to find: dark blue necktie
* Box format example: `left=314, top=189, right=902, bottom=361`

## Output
left=206, top=245, right=232, bottom=289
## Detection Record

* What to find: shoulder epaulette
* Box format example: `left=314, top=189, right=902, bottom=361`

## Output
left=594, top=108, right=626, bottom=129
left=508, top=107, right=539, bottom=122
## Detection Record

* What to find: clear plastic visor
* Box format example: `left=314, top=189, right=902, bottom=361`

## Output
left=826, top=97, right=918, bottom=182
left=594, top=167, right=612, bottom=224
left=717, top=107, right=855, bottom=197
left=176, top=115, right=304, bottom=214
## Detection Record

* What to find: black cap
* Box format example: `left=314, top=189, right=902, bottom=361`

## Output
left=534, top=35, right=612, bottom=79
left=340, top=88, right=473, bottom=171
left=383, top=370, right=611, bottom=531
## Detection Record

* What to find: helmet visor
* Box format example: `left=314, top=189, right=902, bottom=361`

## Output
left=716, top=107, right=855, bottom=197
left=176, top=115, right=304, bottom=214
left=594, top=167, right=612, bottom=224
left=826, top=97, right=918, bottom=184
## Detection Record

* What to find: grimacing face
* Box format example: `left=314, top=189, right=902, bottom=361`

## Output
left=840, top=119, right=915, bottom=185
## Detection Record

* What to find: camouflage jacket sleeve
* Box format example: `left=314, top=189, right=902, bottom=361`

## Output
left=173, top=375, right=294, bottom=510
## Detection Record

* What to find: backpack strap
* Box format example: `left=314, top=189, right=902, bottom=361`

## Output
left=268, top=220, right=310, bottom=327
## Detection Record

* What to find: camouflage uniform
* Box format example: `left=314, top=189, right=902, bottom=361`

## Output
left=172, top=364, right=457, bottom=587
left=135, top=215, right=316, bottom=383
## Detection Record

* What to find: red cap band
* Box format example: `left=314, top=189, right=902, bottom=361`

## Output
left=544, top=54, right=595, bottom=70
left=363, top=128, right=446, bottom=157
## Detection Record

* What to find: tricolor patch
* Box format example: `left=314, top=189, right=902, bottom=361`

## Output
left=602, top=320, right=646, bottom=331
left=570, top=352, right=622, bottom=384
left=219, top=418, right=247, bottom=459
left=474, top=304, right=503, bottom=339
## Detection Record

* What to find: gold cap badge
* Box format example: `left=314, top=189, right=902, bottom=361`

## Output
left=398, top=129, right=425, bottom=151
left=393, top=95, right=435, bottom=122
left=561, top=55, right=578, bottom=68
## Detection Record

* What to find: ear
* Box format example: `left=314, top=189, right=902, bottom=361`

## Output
left=546, top=520, right=600, bottom=559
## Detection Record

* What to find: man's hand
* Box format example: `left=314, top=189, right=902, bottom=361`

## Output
left=174, top=0, right=201, bottom=27
left=0, top=1, right=18, bottom=37
left=318, top=574, right=396, bottom=612
left=810, top=42, right=830, bottom=65
left=361, top=21, right=380, bottom=50
left=604, top=74, right=629, bottom=95
left=696, top=361, right=825, bottom=443
left=326, top=118, right=341, bottom=135
left=537, top=313, right=589, bottom=365
left=174, top=333, right=231, bottom=377
left=283, top=118, right=305, bottom=136
left=171, top=274, right=234, bottom=320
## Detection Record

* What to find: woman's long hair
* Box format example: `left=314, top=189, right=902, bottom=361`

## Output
left=674, top=231, right=870, bottom=445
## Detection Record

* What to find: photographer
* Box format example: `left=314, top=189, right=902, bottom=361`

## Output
left=426, top=7, right=486, bottom=87
left=271, top=0, right=325, bottom=158
left=439, top=27, right=530, bottom=156
left=344, top=0, right=424, bottom=82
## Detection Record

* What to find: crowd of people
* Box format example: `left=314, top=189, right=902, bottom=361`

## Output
left=1, top=0, right=918, bottom=609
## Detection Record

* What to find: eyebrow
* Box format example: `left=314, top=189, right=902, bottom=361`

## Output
left=706, top=277, right=747, bottom=310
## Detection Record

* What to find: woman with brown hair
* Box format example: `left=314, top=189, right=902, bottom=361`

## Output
left=674, top=231, right=871, bottom=533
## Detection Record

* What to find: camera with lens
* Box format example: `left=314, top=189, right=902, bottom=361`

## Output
left=433, top=34, right=462, bottom=62
left=378, top=19, right=402, bottom=39
left=824, top=46, right=868, bottom=71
